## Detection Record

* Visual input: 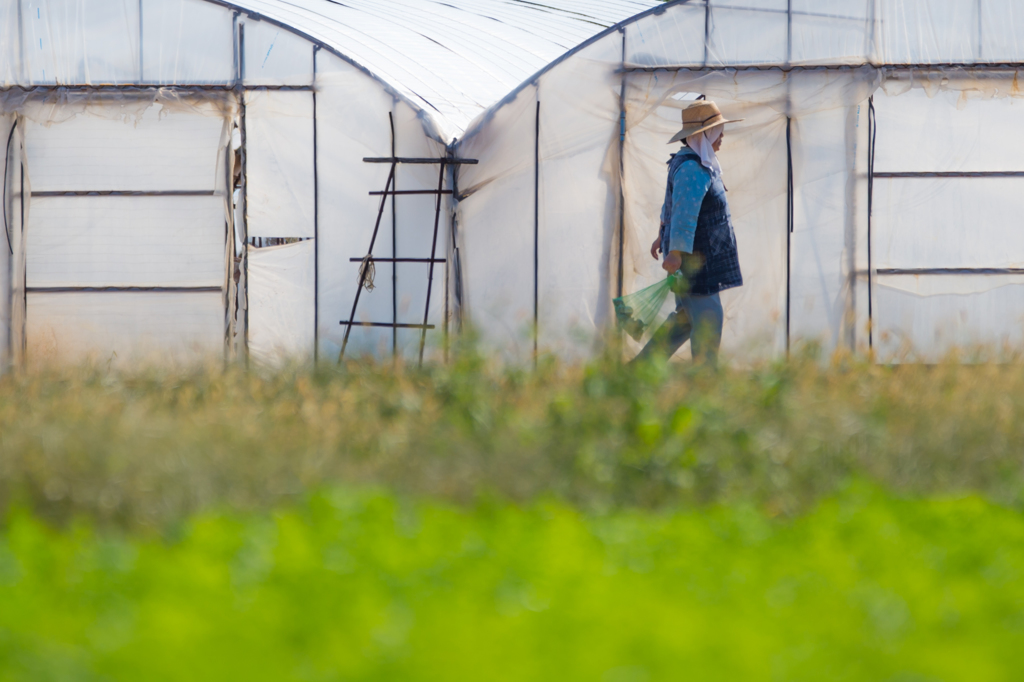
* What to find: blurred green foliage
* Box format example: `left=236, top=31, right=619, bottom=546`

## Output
left=1, top=485, right=1022, bottom=681
left=2, top=349, right=1024, bottom=677
left=2, top=347, right=1024, bottom=529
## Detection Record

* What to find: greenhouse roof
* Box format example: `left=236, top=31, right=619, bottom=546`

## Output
left=227, top=0, right=656, bottom=137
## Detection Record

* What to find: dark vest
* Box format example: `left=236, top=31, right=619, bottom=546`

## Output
left=662, top=150, right=743, bottom=296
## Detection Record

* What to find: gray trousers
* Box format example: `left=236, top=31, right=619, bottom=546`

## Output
left=632, top=293, right=724, bottom=364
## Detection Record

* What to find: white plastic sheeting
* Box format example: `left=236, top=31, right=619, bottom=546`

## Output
left=247, top=239, right=314, bottom=366
left=17, top=96, right=230, bottom=365
left=26, top=195, right=226, bottom=288
left=244, top=89, right=314, bottom=239
left=623, top=0, right=1024, bottom=68
left=22, top=104, right=228, bottom=192
left=456, top=0, right=1024, bottom=363
left=216, top=0, right=656, bottom=137
left=0, top=0, right=655, bottom=137
left=26, top=291, right=225, bottom=365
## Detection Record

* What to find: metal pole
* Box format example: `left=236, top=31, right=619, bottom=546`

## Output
left=977, top=0, right=983, bottom=62
left=418, top=160, right=447, bottom=365
left=449, top=155, right=463, bottom=343
left=17, top=1, right=24, bottom=84
left=223, top=115, right=233, bottom=364
left=444, top=155, right=450, bottom=364
left=3, top=121, right=16, bottom=256
left=786, top=116, right=794, bottom=355
left=703, top=0, right=710, bottom=67
left=138, top=0, right=144, bottom=82
left=616, top=28, right=626, bottom=299
left=867, top=96, right=876, bottom=352
left=19, top=164, right=25, bottom=363
left=238, top=22, right=250, bottom=363
left=533, top=98, right=540, bottom=362
left=313, top=45, right=320, bottom=363
left=390, top=112, right=398, bottom=359
left=786, top=0, right=793, bottom=66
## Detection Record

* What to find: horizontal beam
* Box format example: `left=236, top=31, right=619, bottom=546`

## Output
left=339, top=321, right=436, bottom=329
left=873, top=171, right=1024, bottom=178
left=369, top=189, right=453, bottom=196
left=32, top=190, right=216, bottom=198
left=363, top=157, right=478, bottom=165
left=0, top=84, right=313, bottom=92
left=622, top=62, right=1024, bottom=73
left=876, top=268, right=1024, bottom=276
left=348, top=257, right=446, bottom=263
left=27, top=286, right=223, bottom=293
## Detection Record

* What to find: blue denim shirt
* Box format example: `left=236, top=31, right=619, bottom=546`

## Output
left=659, top=148, right=712, bottom=256
left=658, top=148, right=743, bottom=296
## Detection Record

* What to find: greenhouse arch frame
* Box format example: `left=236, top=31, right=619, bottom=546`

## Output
left=0, top=0, right=655, bottom=368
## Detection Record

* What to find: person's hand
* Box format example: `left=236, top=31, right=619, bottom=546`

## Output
left=650, top=237, right=662, bottom=260
left=663, top=250, right=683, bottom=273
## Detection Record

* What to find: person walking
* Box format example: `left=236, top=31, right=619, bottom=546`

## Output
left=632, top=100, right=744, bottom=365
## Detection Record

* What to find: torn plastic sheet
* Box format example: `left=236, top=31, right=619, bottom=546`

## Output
left=0, top=87, right=237, bottom=127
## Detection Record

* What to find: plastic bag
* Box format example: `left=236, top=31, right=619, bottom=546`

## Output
left=614, top=272, right=687, bottom=341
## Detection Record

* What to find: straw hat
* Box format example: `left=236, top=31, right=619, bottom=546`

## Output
left=668, top=100, right=743, bottom=144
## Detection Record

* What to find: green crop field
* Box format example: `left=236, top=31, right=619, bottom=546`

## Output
left=2, top=347, right=1023, bottom=680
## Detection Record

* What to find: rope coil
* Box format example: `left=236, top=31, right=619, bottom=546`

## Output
left=358, top=254, right=376, bottom=291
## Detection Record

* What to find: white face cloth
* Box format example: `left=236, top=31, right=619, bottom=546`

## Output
left=685, top=125, right=724, bottom=179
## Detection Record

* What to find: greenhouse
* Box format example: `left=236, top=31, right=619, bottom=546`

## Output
left=0, top=0, right=653, bottom=367
left=5, top=0, right=1024, bottom=368
left=455, top=0, right=1024, bottom=362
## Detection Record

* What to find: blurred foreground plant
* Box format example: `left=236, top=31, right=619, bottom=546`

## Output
left=1, top=344, right=1024, bottom=530
left=1, top=485, right=1022, bottom=681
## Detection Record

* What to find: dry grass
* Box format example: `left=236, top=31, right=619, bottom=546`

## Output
left=1, top=343, right=1023, bottom=531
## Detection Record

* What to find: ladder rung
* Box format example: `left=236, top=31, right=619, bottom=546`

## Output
left=339, top=321, right=436, bottom=329
left=362, top=157, right=479, bottom=165
left=349, top=258, right=446, bottom=263
left=369, top=189, right=453, bottom=196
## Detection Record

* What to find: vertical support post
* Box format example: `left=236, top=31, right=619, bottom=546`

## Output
left=16, top=1, right=24, bottom=84
left=844, top=104, right=860, bottom=353
left=390, top=112, right=398, bottom=359
left=867, top=96, right=876, bottom=352
left=976, top=0, right=983, bottom=61
left=3, top=120, right=15, bottom=368
left=616, top=27, right=627, bottom=300
left=418, top=160, right=447, bottom=365
left=786, top=116, right=794, bottom=355
left=444, top=150, right=452, bottom=363
left=16, top=163, right=25, bottom=366
left=449, top=159, right=463, bottom=343
left=237, top=20, right=250, bottom=363
left=138, top=0, right=144, bottom=82
left=232, top=12, right=240, bottom=88
left=868, top=0, right=880, bottom=63
left=786, top=0, right=793, bottom=66
left=223, top=113, right=234, bottom=364
left=703, top=0, right=710, bottom=67
left=313, top=45, right=320, bottom=363
left=533, top=98, right=541, bottom=362
left=3, top=121, right=15, bottom=257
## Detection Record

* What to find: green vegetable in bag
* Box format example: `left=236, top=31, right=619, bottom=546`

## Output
left=613, top=272, right=688, bottom=341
